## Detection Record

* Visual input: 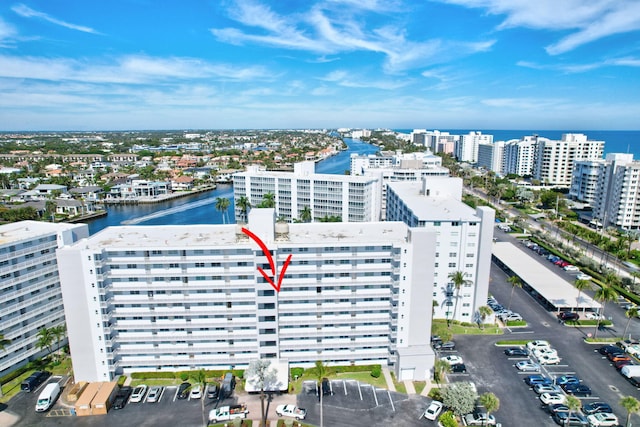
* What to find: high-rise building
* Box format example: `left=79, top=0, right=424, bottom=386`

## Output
left=233, top=161, right=382, bottom=223
left=57, top=210, right=435, bottom=382
left=533, top=134, right=604, bottom=186
left=591, top=154, right=640, bottom=230
left=476, top=141, right=505, bottom=174
left=0, top=221, right=88, bottom=377
left=503, top=136, right=540, bottom=177
left=385, top=177, right=494, bottom=323
left=455, top=132, right=493, bottom=163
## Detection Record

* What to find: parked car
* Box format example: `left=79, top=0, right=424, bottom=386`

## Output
left=462, top=412, right=496, bottom=426
left=441, top=355, right=464, bottom=365
left=557, top=312, right=580, bottom=321
left=275, top=404, right=307, bottom=420
left=451, top=363, right=467, bottom=373
left=524, top=375, right=552, bottom=386
left=440, top=341, right=456, bottom=351
left=504, top=347, right=529, bottom=357
left=177, top=382, right=191, bottom=399
left=544, top=403, right=569, bottom=414
left=562, top=384, right=592, bottom=397
left=585, top=312, right=605, bottom=320
left=207, top=383, right=219, bottom=399
left=559, top=261, right=570, bottom=268
left=146, top=386, right=164, bottom=403
left=533, top=384, right=562, bottom=395
left=516, top=361, right=541, bottom=372
left=503, top=313, right=523, bottom=322
left=586, top=412, right=619, bottom=427
left=576, top=273, right=592, bottom=281
left=321, top=378, right=333, bottom=396
left=552, top=411, right=588, bottom=426
left=533, top=348, right=559, bottom=359
left=599, top=345, right=624, bottom=356
left=540, top=393, right=566, bottom=405
left=527, top=340, right=551, bottom=350
left=608, top=353, right=631, bottom=362
left=189, top=384, right=202, bottom=400
left=539, top=354, right=562, bottom=365
left=423, top=400, right=444, bottom=421
left=555, top=375, right=580, bottom=386
left=582, top=402, right=613, bottom=415
left=563, top=265, right=580, bottom=272
left=112, top=386, right=132, bottom=410
left=129, top=385, right=147, bottom=403
left=614, top=359, right=635, bottom=370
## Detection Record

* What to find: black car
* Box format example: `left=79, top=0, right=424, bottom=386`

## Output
left=450, top=363, right=467, bottom=373
left=177, top=382, right=191, bottom=399
left=504, top=347, right=528, bottom=357
left=599, top=345, right=624, bottom=356
left=524, top=375, right=552, bottom=386
left=562, top=383, right=592, bottom=397
left=552, top=411, right=588, bottom=426
left=206, top=383, right=219, bottom=399
left=582, top=401, right=613, bottom=415
left=321, top=378, right=333, bottom=395
left=544, top=403, right=569, bottom=414
left=20, top=371, right=50, bottom=392
left=557, top=312, right=579, bottom=322
left=112, top=386, right=133, bottom=410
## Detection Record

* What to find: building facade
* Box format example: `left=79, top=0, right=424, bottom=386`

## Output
left=233, top=161, right=382, bottom=223
left=57, top=210, right=435, bottom=382
left=476, top=141, right=505, bottom=174
left=385, top=177, right=494, bottom=323
left=592, top=154, right=640, bottom=230
left=0, top=221, right=88, bottom=377
left=455, top=132, right=493, bottom=164
left=533, top=134, right=604, bottom=186
left=503, top=136, right=540, bottom=177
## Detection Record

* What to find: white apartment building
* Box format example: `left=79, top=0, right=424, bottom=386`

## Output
left=0, top=221, right=88, bottom=377
left=533, top=134, right=604, bottom=186
left=503, top=136, right=540, bottom=177
left=592, top=154, right=640, bottom=230
left=476, top=141, right=505, bottom=174
left=57, top=209, right=435, bottom=382
left=455, top=132, right=493, bottom=164
left=233, top=161, right=382, bottom=223
left=350, top=151, right=443, bottom=176
left=385, top=178, right=494, bottom=323
left=570, top=159, right=608, bottom=205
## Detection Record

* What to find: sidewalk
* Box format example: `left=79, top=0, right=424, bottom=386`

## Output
left=381, top=366, right=396, bottom=392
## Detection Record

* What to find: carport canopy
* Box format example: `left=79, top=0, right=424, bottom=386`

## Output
left=492, top=241, right=601, bottom=311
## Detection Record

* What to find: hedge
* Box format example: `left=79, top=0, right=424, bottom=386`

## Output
left=129, top=369, right=245, bottom=381
left=0, top=365, right=31, bottom=387
left=329, top=364, right=381, bottom=374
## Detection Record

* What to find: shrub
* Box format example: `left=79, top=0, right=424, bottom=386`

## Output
left=370, top=366, right=381, bottom=378
left=180, top=372, right=189, bottom=381
left=291, top=367, right=304, bottom=378
left=439, top=410, right=459, bottom=427
left=116, top=375, right=127, bottom=386
left=130, top=371, right=176, bottom=380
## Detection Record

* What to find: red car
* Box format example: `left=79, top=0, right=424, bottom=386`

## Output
left=559, top=261, right=570, bottom=268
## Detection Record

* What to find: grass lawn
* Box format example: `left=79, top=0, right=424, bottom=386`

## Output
left=0, top=355, right=73, bottom=404
left=414, top=381, right=426, bottom=395
left=334, top=371, right=388, bottom=389
left=432, top=319, right=503, bottom=337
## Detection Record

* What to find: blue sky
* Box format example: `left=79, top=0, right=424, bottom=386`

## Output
left=1, top=0, right=639, bottom=131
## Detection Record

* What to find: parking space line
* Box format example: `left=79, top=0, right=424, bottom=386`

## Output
left=357, top=382, right=362, bottom=400
left=386, top=390, right=395, bottom=411
left=342, top=380, right=347, bottom=395
left=372, top=388, right=379, bottom=407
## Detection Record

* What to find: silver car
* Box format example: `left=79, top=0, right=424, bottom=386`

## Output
left=146, top=386, right=164, bottom=403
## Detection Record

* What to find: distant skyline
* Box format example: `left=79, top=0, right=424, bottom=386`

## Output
left=1, top=1, right=640, bottom=131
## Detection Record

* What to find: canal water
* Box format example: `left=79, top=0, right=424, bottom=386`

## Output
left=86, top=138, right=378, bottom=234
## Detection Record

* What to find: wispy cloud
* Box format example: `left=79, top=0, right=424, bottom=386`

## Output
left=211, top=0, right=494, bottom=72
left=437, top=0, right=640, bottom=55
left=320, top=69, right=412, bottom=89
left=517, top=56, right=640, bottom=73
left=0, top=16, right=18, bottom=47
left=11, top=3, right=101, bottom=34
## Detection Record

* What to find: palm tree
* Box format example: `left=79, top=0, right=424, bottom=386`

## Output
left=215, top=197, right=230, bottom=224
left=621, top=395, right=640, bottom=427
left=506, top=275, right=522, bottom=311
left=300, top=206, right=312, bottom=223
left=624, top=307, right=639, bottom=341
left=36, top=327, right=54, bottom=357
left=478, top=392, right=500, bottom=426
left=310, top=360, right=328, bottom=427
left=259, top=192, right=276, bottom=208
left=192, top=368, right=207, bottom=427
left=51, top=324, right=66, bottom=358
left=593, top=285, right=618, bottom=339
left=478, top=306, right=492, bottom=329
left=235, top=196, right=251, bottom=223
left=0, top=333, right=10, bottom=398
left=447, top=271, right=471, bottom=328
left=433, top=359, right=451, bottom=386
left=565, top=395, right=581, bottom=427
left=574, top=279, right=592, bottom=313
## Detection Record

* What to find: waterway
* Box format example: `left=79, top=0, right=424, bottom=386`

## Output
left=86, top=138, right=378, bottom=235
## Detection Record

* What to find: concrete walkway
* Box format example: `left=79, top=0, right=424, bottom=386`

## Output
left=0, top=411, right=19, bottom=427
left=381, top=366, right=396, bottom=392
left=403, top=380, right=416, bottom=394
left=420, top=378, right=434, bottom=397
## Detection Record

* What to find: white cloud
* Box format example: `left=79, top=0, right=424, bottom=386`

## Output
left=0, top=16, right=18, bottom=46
left=320, top=69, right=412, bottom=89
left=437, top=0, right=640, bottom=55
left=11, top=3, right=101, bottom=34
left=518, top=56, right=640, bottom=73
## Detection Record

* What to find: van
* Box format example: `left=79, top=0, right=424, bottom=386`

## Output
left=21, top=371, right=50, bottom=392
left=221, top=373, right=236, bottom=399
left=35, top=382, right=61, bottom=412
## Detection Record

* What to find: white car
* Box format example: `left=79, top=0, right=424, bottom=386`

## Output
left=586, top=412, right=619, bottom=427
left=146, top=386, right=163, bottom=403
left=423, top=400, right=444, bottom=420
left=441, top=355, right=464, bottom=365
left=516, top=361, right=540, bottom=372
left=585, top=312, right=605, bottom=320
left=577, top=273, right=592, bottom=281
left=527, top=340, right=551, bottom=351
left=276, top=404, right=307, bottom=420
left=189, top=384, right=202, bottom=400
left=563, top=265, right=580, bottom=272
left=129, top=385, right=147, bottom=403
left=533, top=348, right=558, bottom=358
left=533, top=384, right=562, bottom=395
left=538, top=354, right=562, bottom=365
left=539, top=392, right=566, bottom=405
left=504, top=313, right=523, bottom=322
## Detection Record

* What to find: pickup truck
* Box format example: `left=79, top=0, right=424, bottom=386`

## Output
left=619, top=340, right=640, bottom=356
left=275, top=404, right=307, bottom=420
left=462, top=413, right=496, bottom=426
left=208, top=404, right=249, bottom=423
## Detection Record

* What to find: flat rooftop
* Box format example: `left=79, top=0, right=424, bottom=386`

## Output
left=0, top=220, right=81, bottom=245
left=492, top=241, right=600, bottom=310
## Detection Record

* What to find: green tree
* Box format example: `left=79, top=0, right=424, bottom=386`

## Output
left=36, top=327, right=54, bottom=357
left=506, top=275, right=522, bottom=311
left=191, top=368, right=207, bottom=427
left=447, top=271, right=471, bottom=328
left=478, top=392, right=500, bottom=426
left=310, top=360, right=328, bottom=427
left=246, top=359, right=278, bottom=427
left=565, top=395, right=582, bottom=427
left=51, top=324, right=66, bottom=358
left=478, top=306, right=492, bottom=329
left=594, top=285, right=618, bottom=339
left=215, top=197, right=231, bottom=224
left=621, top=395, right=640, bottom=427
left=300, top=206, right=312, bottom=223
left=235, top=196, right=251, bottom=223
left=433, top=359, right=451, bottom=386
left=259, top=192, right=276, bottom=208
left=624, top=307, right=639, bottom=341
left=574, top=279, right=592, bottom=313
left=441, top=382, right=478, bottom=416
left=0, top=333, right=10, bottom=398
